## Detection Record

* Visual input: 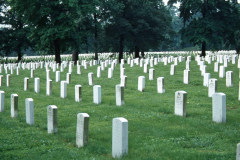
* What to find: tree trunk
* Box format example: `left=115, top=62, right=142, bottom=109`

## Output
left=201, top=41, right=206, bottom=57
left=94, top=13, right=98, bottom=60
left=141, top=50, right=144, bottom=58
left=135, top=46, right=140, bottom=58
left=72, top=50, right=78, bottom=65
left=119, top=35, right=124, bottom=63
left=54, top=39, right=61, bottom=64
left=17, top=47, right=22, bottom=63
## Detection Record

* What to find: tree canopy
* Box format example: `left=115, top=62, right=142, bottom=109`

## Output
left=0, top=0, right=239, bottom=62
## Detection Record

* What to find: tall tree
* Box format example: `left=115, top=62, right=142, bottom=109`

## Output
left=9, top=0, right=78, bottom=63
left=104, top=0, right=172, bottom=61
left=0, top=1, right=30, bottom=61
left=168, top=0, right=240, bottom=56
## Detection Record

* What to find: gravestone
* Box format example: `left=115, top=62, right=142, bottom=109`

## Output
left=47, top=105, right=58, bottom=133
left=184, top=70, right=190, bottom=84
left=0, top=91, right=4, bottom=112
left=203, top=73, right=211, bottom=87
left=97, top=66, right=101, bottom=78
left=157, top=77, right=165, bottom=93
left=144, top=64, right=148, bottom=73
left=226, top=71, right=233, bottom=87
left=116, top=84, right=124, bottom=106
left=108, top=68, right=113, bottom=78
left=56, top=71, right=60, bottom=82
left=34, top=77, right=40, bottom=93
left=170, top=64, right=175, bottom=75
left=212, top=92, right=226, bottom=123
left=237, top=143, right=240, bottom=160
left=0, top=75, right=3, bottom=86
left=219, top=66, right=225, bottom=78
left=31, top=69, right=34, bottom=78
left=11, top=94, right=18, bottom=118
left=60, top=81, right=67, bottom=98
left=75, top=85, right=82, bottom=102
left=25, top=98, right=34, bottom=125
left=112, top=117, right=128, bottom=158
left=214, top=62, right=218, bottom=72
left=174, top=91, right=187, bottom=117
left=6, top=74, right=10, bottom=87
left=24, top=77, right=29, bottom=91
left=120, top=76, right=127, bottom=88
left=88, top=72, right=94, bottom=86
left=138, top=76, right=145, bottom=92
left=149, top=68, right=154, bottom=80
left=46, top=79, right=52, bottom=96
left=208, top=79, right=217, bottom=97
left=76, top=113, right=89, bottom=148
left=66, top=73, right=71, bottom=84
left=93, top=85, right=101, bottom=104
left=77, top=65, right=81, bottom=75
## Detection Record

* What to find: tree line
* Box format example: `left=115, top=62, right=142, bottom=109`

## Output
left=0, top=0, right=239, bottom=63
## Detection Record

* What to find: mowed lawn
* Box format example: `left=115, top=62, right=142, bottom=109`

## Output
left=0, top=57, right=240, bottom=160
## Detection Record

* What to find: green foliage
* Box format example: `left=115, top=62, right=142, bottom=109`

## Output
left=168, top=0, right=240, bottom=54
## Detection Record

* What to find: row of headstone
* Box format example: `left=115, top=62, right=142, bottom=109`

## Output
left=48, top=105, right=128, bottom=158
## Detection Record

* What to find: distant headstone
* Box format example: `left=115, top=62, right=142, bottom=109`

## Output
left=203, top=73, right=211, bottom=87
left=170, top=64, right=175, bottom=75
left=88, top=72, right=94, bottom=86
left=76, top=113, right=89, bottom=148
left=226, top=71, right=233, bottom=87
left=34, top=77, right=40, bottom=93
left=25, top=98, right=34, bottom=125
left=108, top=68, right=113, bottom=78
left=184, top=70, right=190, bottom=84
left=157, top=77, right=165, bottom=93
left=97, top=66, right=101, bottom=78
left=11, top=94, right=18, bottom=118
left=6, top=74, right=10, bottom=87
left=219, top=66, right=225, bottom=78
left=214, top=62, right=218, bottom=72
left=212, top=93, right=226, bottom=123
left=60, top=81, right=67, bottom=98
left=120, top=76, right=127, bottom=88
left=66, top=73, right=71, bottom=84
left=208, top=78, right=217, bottom=97
left=75, top=85, right=82, bottom=102
left=46, top=79, right=52, bottom=96
left=112, top=117, right=128, bottom=158
left=31, top=69, right=34, bottom=78
left=93, top=85, right=101, bottom=104
left=77, top=65, right=81, bottom=75
left=0, top=75, right=3, bottom=86
left=149, top=68, right=154, bottom=80
left=47, top=105, right=58, bottom=133
left=0, top=91, right=4, bottom=112
left=174, top=91, right=187, bottom=117
left=24, top=77, right=29, bottom=91
left=56, top=71, right=60, bottom=82
left=138, top=76, right=145, bottom=92
left=116, top=84, right=124, bottom=106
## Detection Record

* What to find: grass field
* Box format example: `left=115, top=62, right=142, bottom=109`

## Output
left=0, top=57, right=240, bottom=160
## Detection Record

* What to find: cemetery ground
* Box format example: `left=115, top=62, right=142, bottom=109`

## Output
left=0, top=58, right=240, bottom=159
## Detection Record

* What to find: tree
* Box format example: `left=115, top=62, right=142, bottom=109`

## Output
left=168, top=0, right=240, bottom=57
left=9, top=0, right=78, bottom=64
left=104, top=0, right=172, bottom=61
left=0, top=1, right=30, bottom=61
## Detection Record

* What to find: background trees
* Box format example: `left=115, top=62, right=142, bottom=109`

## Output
left=168, top=0, right=240, bottom=57
left=0, top=0, right=239, bottom=61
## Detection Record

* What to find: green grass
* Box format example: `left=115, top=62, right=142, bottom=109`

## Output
left=0, top=59, right=240, bottom=160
